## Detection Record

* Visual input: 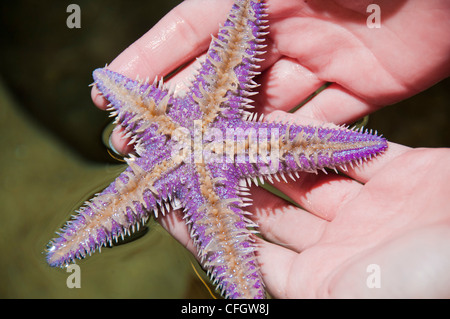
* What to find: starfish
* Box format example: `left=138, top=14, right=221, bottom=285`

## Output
left=46, top=0, right=388, bottom=299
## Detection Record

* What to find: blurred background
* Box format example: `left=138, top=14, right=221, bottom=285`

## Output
left=0, top=0, right=448, bottom=298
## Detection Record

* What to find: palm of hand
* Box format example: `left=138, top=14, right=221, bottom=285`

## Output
left=252, top=148, right=450, bottom=298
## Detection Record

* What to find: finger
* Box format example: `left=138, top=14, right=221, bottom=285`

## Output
left=296, top=83, right=381, bottom=124
left=254, top=57, right=326, bottom=114
left=92, top=0, right=234, bottom=109
left=271, top=172, right=362, bottom=220
left=343, top=141, right=410, bottom=183
left=255, top=238, right=297, bottom=299
left=158, top=209, right=197, bottom=255
left=249, top=184, right=328, bottom=252
left=108, top=126, right=135, bottom=156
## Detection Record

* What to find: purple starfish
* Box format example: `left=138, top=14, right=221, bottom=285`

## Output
left=46, top=0, right=387, bottom=299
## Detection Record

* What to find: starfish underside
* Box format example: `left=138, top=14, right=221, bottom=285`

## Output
left=46, top=0, right=388, bottom=299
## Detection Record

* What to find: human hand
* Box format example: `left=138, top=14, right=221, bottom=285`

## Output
left=249, top=139, right=450, bottom=298
left=153, top=107, right=449, bottom=298
left=91, top=0, right=450, bottom=154
left=90, top=0, right=450, bottom=298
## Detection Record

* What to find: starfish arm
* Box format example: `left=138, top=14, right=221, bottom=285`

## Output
left=180, top=162, right=264, bottom=299
left=275, top=122, right=388, bottom=174
left=46, top=155, right=184, bottom=267
left=93, top=68, right=185, bottom=154
left=219, top=120, right=388, bottom=182
left=189, top=0, right=268, bottom=123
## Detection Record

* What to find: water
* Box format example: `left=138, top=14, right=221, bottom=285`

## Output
left=0, top=78, right=213, bottom=298
left=0, top=0, right=214, bottom=299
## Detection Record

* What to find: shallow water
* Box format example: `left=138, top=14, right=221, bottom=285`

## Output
left=0, top=0, right=214, bottom=299
left=0, top=79, right=212, bottom=298
left=0, top=1, right=449, bottom=299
